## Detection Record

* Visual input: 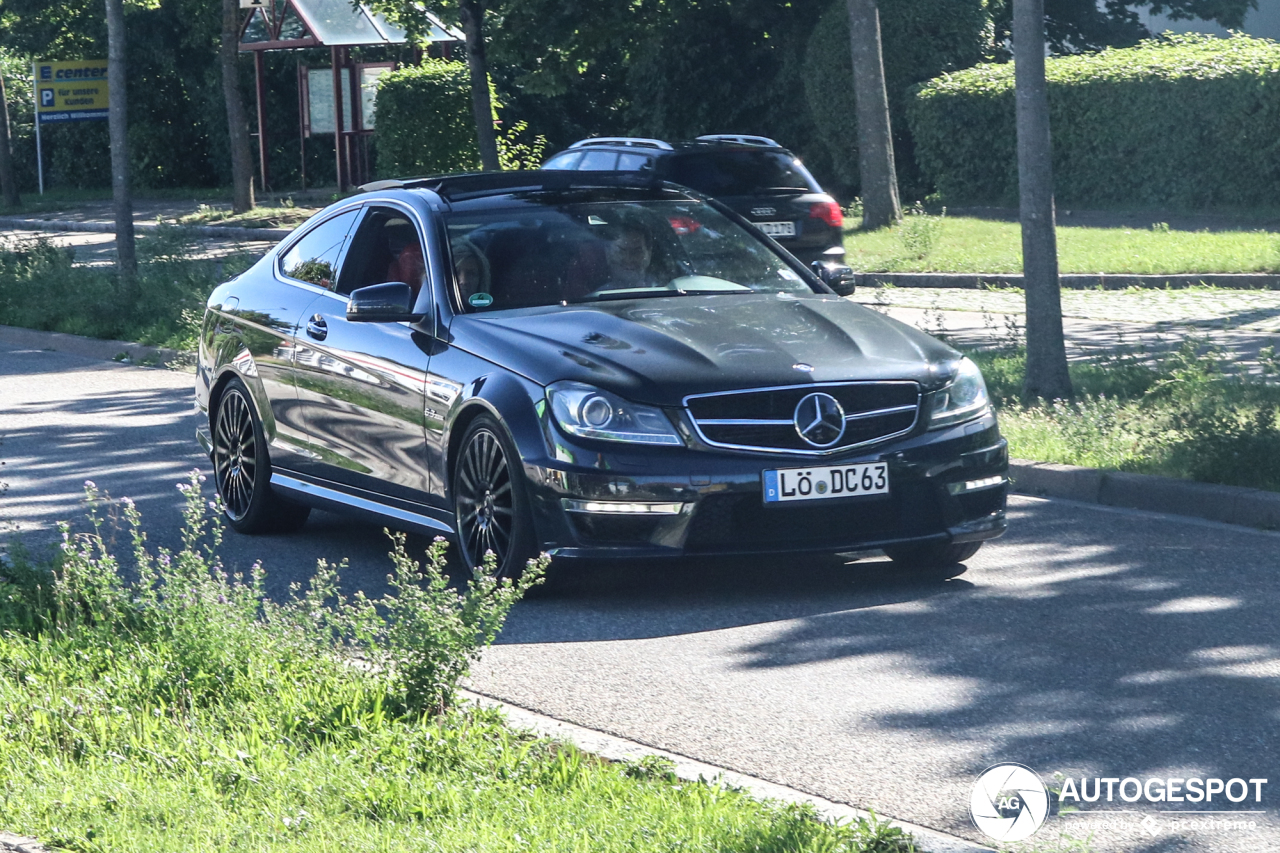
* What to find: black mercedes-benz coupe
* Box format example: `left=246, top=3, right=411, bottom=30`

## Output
left=195, top=171, right=1007, bottom=579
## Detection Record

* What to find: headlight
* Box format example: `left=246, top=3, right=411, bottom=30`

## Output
left=929, top=357, right=991, bottom=429
left=546, top=381, right=683, bottom=446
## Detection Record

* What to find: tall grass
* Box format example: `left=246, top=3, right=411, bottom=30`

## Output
left=0, top=228, right=256, bottom=349
left=0, top=478, right=913, bottom=853
left=972, top=341, right=1280, bottom=492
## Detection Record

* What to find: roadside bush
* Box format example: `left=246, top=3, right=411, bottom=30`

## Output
left=909, top=34, right=1280, bottom=208
left=803, top=0, right=992, bottom=196
left=0, top=473, right=545, bottom=716
left=375, top=60, right=485, bottom=177
left=0, top=478, right=918, bottom=852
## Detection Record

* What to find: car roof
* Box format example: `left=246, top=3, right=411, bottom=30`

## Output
left=562, top=137, right=796, bottom=157
left=359, top=170, right=704, bottom=208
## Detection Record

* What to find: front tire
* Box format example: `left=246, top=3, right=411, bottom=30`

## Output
left=452, top=415, right=536, bottom=580
left=882, top=540, right=981, bottom=569
left=211, top=378, right=311, bottom=534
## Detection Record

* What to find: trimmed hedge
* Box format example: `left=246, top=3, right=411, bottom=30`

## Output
left=803, top=0, right=992, bottom=193
left=375, top=60, right=481, bottom=178
left=908, top=34, right=1280, bottom=208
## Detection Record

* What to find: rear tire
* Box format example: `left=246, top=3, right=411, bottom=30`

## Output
left=882, top=540, right=981, bottom=569
left=211, top=377, right=311, bottom=534
left=452, top=415, right=537, bottom=581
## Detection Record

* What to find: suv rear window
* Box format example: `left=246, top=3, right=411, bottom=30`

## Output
left=663, top=150, right=820, bottom=196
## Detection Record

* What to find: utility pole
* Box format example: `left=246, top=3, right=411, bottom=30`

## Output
left=106, top=0, right=138, bottom=288
left=0, top=73, right=20, bottom=208
left=845, top=0, right=900, bottom=229
left=1014, top=0, right=1071, bottom=400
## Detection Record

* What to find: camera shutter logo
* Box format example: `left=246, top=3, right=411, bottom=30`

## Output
left=970, top=763, right=1050, bottom=842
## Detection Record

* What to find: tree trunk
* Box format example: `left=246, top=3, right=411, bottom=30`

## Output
left=458, top=0, right=500, bottom=171
left=1014, top=0, right=1071, bottom=401
left=221, top=0, right=255, bottom=213
left=105, top=0, right=137, bottom=287
left=845, top=0, right=900, bottom=230
left=0, top=74, right=20, bottom=208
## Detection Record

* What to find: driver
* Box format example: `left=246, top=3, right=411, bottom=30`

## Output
left=604, top=222, right=658, bottom=288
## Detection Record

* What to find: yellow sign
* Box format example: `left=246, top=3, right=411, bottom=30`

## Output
left=34, top=59, right=110, bottom=123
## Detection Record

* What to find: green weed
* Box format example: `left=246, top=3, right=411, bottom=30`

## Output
left=975, top=340, right=1280, bottom=491
left=0, top=477, right=910, bottom=852
left=0, top=232, right=255, bottom=350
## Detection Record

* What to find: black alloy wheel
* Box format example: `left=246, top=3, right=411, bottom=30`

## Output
left=882, top=540, right=981, bottom=569
left=211, top=378, right=311, bottom=534
left=453, top=416, right=535, bottom=579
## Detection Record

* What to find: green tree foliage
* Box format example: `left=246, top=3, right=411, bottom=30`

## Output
left=803, top=0, right=992, bottom=197
left=908, top=33, right=1280, bottom=208
left=374, top=60, right=482, bottom=176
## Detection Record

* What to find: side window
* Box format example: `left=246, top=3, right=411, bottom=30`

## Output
left=543, top=151, right=583, bottom=170
left=578, top=150, right=619, bottom=170
left=279, top=209, right=360, bottom=288
left=334, top=206, right=428, bottom=301
left=617, top=152, right=652, bottom=171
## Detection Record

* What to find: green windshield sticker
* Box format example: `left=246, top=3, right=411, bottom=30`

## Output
left=468, top=292, right=494, bottom=308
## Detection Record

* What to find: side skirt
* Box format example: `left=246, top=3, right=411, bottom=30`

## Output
left=270, top=473, right=455, bottom=537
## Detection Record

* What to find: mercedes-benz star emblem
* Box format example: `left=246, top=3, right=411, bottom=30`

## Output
left=793, top=392, right=845, bottom=448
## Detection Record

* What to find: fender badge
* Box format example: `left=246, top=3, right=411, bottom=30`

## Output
left=793, top=363, right=814, bottom=373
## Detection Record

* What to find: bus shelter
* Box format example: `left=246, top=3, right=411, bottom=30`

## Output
left=238, top=0, right=462, bottom=190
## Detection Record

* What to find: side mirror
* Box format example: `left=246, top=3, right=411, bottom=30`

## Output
left=811, top=261, right=856, bottom=296
left=347, top=282, right=421, bottom=322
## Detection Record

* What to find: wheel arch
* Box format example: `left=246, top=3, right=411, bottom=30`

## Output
left=443, top=372, right=547, bottom=499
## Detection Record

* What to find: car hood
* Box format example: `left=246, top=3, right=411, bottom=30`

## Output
left=452, top=293, right=961, bottom=405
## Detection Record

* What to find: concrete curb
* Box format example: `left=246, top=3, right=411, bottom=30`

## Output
left=0, top=324, right=184, bottom=369
left=460, top=689, right=994, bottom=853
left=0, top=833, right=46, bottom=853
left=0, top=215, right=290, bottom=243
left=852, top=272, right=1280, bottom=291
left=1010, top=459, right=1280, bottom=530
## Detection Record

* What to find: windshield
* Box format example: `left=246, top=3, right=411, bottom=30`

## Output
left=444, top=198, right=815, bottom=312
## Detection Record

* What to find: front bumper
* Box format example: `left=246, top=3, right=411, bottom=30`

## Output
left=523, top=414, right=1008, bottom=560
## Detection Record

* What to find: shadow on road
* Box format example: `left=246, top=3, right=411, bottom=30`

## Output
left=728, top=499, right=1280, bottom=800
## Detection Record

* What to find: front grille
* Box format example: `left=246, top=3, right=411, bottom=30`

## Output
left=685, top=382, right=920, bottom=454
left=684, top=481, right=941, bottom=551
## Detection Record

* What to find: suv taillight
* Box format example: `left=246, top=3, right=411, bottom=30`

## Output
left=809, top=201, right=843, bottom=229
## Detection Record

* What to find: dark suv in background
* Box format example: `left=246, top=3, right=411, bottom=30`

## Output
left=543, top=135, right=848, bottom=281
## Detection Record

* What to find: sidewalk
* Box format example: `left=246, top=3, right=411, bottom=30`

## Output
left=857, top=287, right=1280, bottom=369
left=0, top=196, right=317, bottom=266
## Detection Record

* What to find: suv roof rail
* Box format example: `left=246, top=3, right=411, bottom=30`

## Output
left=695, top=134, right=781, bottom=148
left=568, top=137, right=674, bottom=151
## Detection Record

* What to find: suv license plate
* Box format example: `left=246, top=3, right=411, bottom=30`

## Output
left=764, top=462, right=889, bottom=504
left=757, top=221, right=796, bottom=237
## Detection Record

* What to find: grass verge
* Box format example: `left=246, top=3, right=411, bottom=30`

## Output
left=0, top=477, right=914, bottom=853
left=968, top=340, right=1280, bottom=492
left=844, top=213, right=1280, bottom=274
left=0, top=228, right=254, bottom=350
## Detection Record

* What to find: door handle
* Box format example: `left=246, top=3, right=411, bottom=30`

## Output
left=305, top=315, right=328, bottom=341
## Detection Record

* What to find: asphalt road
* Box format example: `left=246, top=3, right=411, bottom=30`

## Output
left=2, top=342, right=1278, bottom=853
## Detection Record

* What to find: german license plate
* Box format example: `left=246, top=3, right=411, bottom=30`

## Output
left=757, top=221, right=796, bottom=237
left=763, top=462, right=889, bottom=503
